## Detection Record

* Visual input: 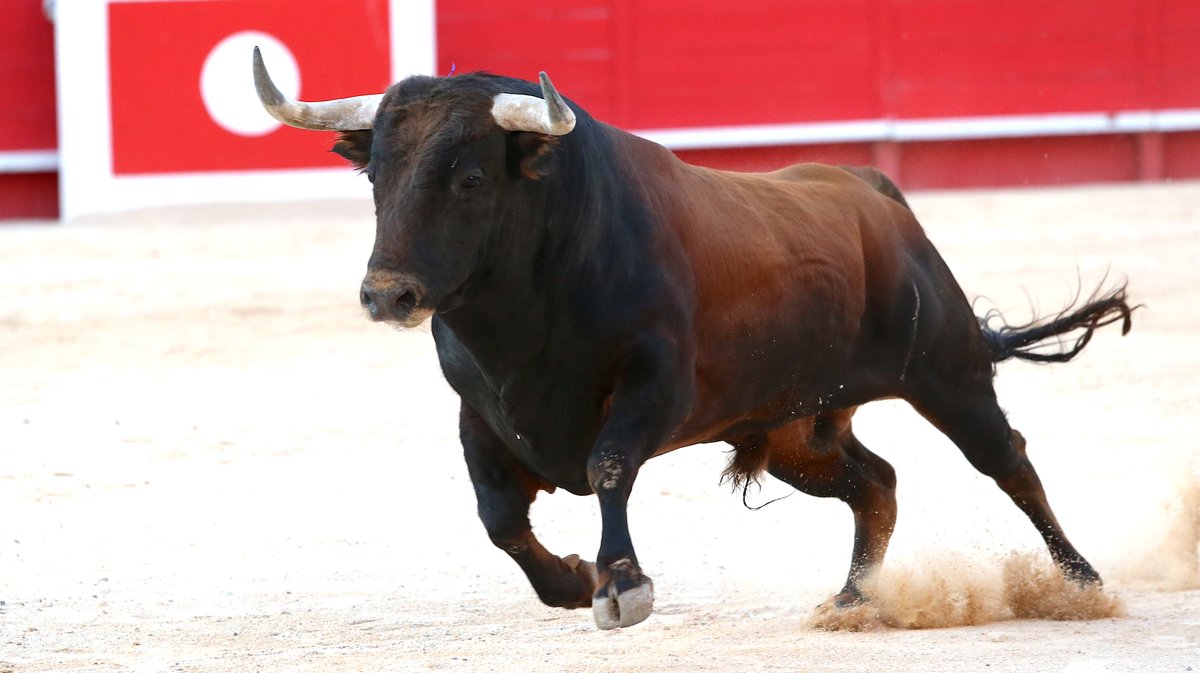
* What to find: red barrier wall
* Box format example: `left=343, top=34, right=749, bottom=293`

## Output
left=438, top=0, right=1200, bottom=186
left=4, top=1, right=1200, bottom=220
left=0, top=5, right=57, bottom=219
left=442, top=0, right=1198, bottom=127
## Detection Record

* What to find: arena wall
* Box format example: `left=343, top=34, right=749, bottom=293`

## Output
left=4, top=1, right=1198, bottom=219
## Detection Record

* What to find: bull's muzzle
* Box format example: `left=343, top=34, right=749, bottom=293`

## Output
left=359, top=271, right=430, bottom=327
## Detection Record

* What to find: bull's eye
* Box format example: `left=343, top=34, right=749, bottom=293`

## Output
left=460, top=172, right=482, bottom=190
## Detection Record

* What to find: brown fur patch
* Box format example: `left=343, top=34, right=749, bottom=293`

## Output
left=332, top=130, right=372, bottom=170
left=720, top=436, right=769, bottom=492
left=515, top=133, right=558, bottom=180
left=361, top=269, right=423, bottom=294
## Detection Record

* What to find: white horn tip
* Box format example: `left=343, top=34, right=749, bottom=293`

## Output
left=537, top=72, right=576, bottom=135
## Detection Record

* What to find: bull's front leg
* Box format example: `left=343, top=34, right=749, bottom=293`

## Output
left=461, top=403, right=598, bottom=610
left=588, top=444, right=653, bottom=629
left=588, top=339, right=690, bottom=630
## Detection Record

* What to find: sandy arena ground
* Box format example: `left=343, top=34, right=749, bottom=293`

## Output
left=1, top=182, right=1198, bottom=672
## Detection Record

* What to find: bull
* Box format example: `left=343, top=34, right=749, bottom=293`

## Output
left=252, top=49, right=1133, bottom=630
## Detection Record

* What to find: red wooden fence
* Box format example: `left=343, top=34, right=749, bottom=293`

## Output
left=4, top=1, right=1199, bottom=219
left=438, top=0, right=1200, bottom=187
left=0, top=4, right=57, bottom=219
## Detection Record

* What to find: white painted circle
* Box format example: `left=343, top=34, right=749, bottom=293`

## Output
left=200, top=31, right=300, bottom=137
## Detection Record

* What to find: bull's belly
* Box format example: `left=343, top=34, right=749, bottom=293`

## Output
left=667, top=328, right=878, bottom=450
left=431, top=300, right=884, bottom=490
left=440, top=349, right=876, bottom=491
left=668, top=381, right=862, bottom=452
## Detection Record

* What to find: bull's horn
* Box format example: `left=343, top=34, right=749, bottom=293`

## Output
left=252, top=46, right=382, bottom=131
left=491, top=72, right=576, bottom=135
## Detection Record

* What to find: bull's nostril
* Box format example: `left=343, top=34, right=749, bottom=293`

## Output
left=360, top=288, right=378, bottom=315
left=395, top=290, right=418, bottom=314
left=359, top=277, right=422, bottom=322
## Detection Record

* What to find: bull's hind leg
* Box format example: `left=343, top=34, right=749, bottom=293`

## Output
left=734, top=408, right=898, bottom=605
left=909, top=387, right=1101, bottom=585
left=460, top=403, right=598, bottom=609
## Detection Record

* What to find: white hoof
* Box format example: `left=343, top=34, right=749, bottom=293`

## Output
left=592, top=580, right=654, bottom=630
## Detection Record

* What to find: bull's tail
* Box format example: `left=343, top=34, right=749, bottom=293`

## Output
left=978, top=280, right=1135, bottom=364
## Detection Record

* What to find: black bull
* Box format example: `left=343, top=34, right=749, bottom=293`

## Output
left=253, top=56, right=1133, bottom=630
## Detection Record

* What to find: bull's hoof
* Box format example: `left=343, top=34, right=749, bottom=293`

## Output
left=808, top=594, right=883, bottom=632
left=591, top=559, right=654, bottom=630
left=593, top=579, right=653, bottom=630
left=560, top=554, right=599, bottom=608
left=827, top=588, right=865, bottom=609
left=535, top=554, right=599, bottom=609
left=564, top=554, right=599, bottom=584
left=1060, top=559, right=1103, bottom=587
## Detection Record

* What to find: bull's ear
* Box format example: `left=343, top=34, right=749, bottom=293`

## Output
left=333, top=130, right=373, bottom=171
left=509, top=132, right=558, bottom=180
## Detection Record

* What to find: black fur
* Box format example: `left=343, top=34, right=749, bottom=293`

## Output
left=979, top=282, right=1135, bottom=364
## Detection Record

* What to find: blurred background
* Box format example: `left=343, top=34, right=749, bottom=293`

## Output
left=2, top=0, right=1198, bottom=220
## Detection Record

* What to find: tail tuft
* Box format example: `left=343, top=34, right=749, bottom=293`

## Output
left=978, top=280, right=1136, bottom=364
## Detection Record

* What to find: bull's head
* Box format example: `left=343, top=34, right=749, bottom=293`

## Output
left=252, top=48, right=576, bottom=328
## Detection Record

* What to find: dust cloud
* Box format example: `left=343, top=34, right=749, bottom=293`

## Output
left=811, top=470, right=1200, bottom=631
left=809, top=552, right=1124, bottom=632
left=1001, top=554, right=1124, bottom=621
left=1111, top=470, right=1200, bottom=592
